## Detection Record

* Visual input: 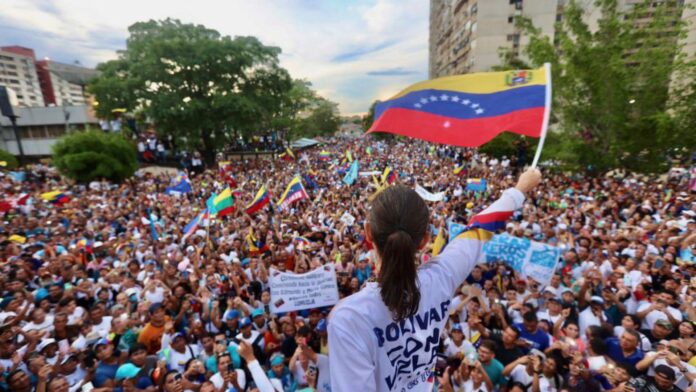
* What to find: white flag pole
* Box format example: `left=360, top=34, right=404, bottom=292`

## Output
left=530, top=62, right=552, bottom=169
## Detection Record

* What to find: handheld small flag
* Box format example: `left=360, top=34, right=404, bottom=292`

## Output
left=183, top=210, right=209, bottom=240
left=41, top=190, right=70, bottom=205
left=381, top=167, right=397, bottom=185
left=466, top=178, right=487, bottom=192
left=165, top=175, right=192, bottom=194
left=453, top=164, right=466, bottom=176
left=343, top=160, right=359, bottom=186
left=246, top=185, right=270, bottom=215
left=319, top=151, right=331, bottom=161
left=367, top=65, right=552, bottom=163
left=9, top=234, right=26, bottom=244
left=280, top=147, right=295, bottom=161
left=148, top=209, right=159, bottom=241
left=345, top=150, right=353, bottom=162
left=277, top=176, right=309, bottom=210
left=207, top=188, right=235, bottom=217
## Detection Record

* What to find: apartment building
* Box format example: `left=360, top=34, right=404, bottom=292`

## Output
left=35, top=60, right=98, bottom=106
left=0, top=46, right=45, bottom=107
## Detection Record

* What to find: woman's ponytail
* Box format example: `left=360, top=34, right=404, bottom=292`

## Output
left=369, top=185, right=429, bottom=321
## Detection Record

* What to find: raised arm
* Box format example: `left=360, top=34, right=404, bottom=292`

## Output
left=433, top=169, right=541, bottom=294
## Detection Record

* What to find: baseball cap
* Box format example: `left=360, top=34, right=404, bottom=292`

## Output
left=0, top=312, right=17, bottom=327
left=451, top=323, right=463, bottom=332
left=654, top=364, right=676, bottom=381
left=251, top=308, right=264, bottom=319
left=92, top=338, right=111, bottom=349
left=656, top=319, right=673, bottom=330
left=37, top=338, right=57, bottom=352
left=590, top=296, right=605, bottom=304
left=115, top=363, right=142, bottom=381
left=148, top=303, right=164, bottom=314
left=172, top=332, right=187, bottom=341
left=60, top=354, right=78, bottom=365
left=239, top=317, right=252, bottom=328
left=0, top=295, right=15, bottom=310
left=270, top=354, right=284, bottom=367
left=226, top=310, right=240, bottom=320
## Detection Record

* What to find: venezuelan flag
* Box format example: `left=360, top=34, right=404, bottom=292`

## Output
left=319, top=150, right=331, bottom=161
left=368, top=65, right=550, bottom=147
left=466, top=178, right=487, bottom=192
left=245, top=185, right=270, bottom=215
left=453, top=163, right=466, bottom=176
left=280, top=147, right=295, bottom=161
left=277, top=176, right=308, bottom=210
left=41, top=190, right=70, bottom=204
left=381, top=167, right=396, bottom=185
left=182, top=210, right=209, bottom=240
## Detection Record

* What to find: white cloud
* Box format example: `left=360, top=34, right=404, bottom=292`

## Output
left=0, top=0, right=428, bottom=114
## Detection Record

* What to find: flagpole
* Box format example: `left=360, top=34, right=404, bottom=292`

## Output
left=530, top=62, right=552, bottom=169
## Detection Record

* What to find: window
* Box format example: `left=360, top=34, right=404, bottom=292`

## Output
left=508, top=16, right=514, bottom=23
left=556, top=14, right=562, bottom=22
left=5, top=71, right=17, bottom=76
left=515, top=0, right=523, bottom=10
left=0, top=55, right=13, bottom=61
left=9, top=79, right=19, bottom=84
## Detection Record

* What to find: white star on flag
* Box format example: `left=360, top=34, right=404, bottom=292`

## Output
left=440, top=94, right=449, bottom=101
left=443, top=121, right=451, bottom=128
left=462, top=99, right=470, bottom=105
left=420, top=98, right=428, bottom=104
left=471, top=103, right=480, bottom=109
left=429, top=96, right=437, bottom=102
left=451, top=96, right=460, bottom=102
left=475, top=108, right=484, bottom=114
left=414, top=103, right=422, bottom=108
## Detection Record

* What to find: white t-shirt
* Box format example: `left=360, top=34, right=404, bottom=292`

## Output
left=636, top=303, right=682, bottom=330
left=328, top=188, right=525, bottom=392
left=144, top=287, right=166, bottom=303
left=166, top=345, right=200, bottom=373
left=578, top=307, right=602, bottom=337
left=22, top=315, right=54, bottom=334
left=210, top=370, right=246, bottom=391
left=455, top=379, right=490, bottom=392
left=644, top=352, right=696, bottom=391
left=443, top=337, right=474, bottom=358
left=91, top=316, right=113, bottom=338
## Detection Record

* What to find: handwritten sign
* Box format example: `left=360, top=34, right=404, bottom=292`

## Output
left=270, top=264, right=340, bottom=313
left=481, top=234, right=560, bottom=285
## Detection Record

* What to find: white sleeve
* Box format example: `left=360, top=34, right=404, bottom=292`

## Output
left=328, top=309, right=377, bottom=392
left=433, top=188, right=525, bottom=295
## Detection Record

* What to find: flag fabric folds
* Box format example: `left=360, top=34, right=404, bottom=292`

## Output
left=319, top=151, right=331, bottom=161
left=207, top=188, right=235, bottom=217
left=246, top=185, right=270, bottom=215
left=367, top=66, right=549, bottom=147
left=277, top=176, right=309, bottom=210
left=280, top=147, right=295, bottom=161
left=183, top=210, right=209, bottom=240
left=165, top=178, right=192, bottom=194
left=453, top=164, right=466, bottom=176
left=466, top=178, right=488, bottom=192
left=432, top=228, right=446, bottom=256
left=148, top=209, right=159, bottom=241
left=343, top=160, right=359, bottom=185
left=381, top=167, right=397, bottom=185
left=41, top=190, right=70, bottom=205
left=453, top=191, right=518, bottom=244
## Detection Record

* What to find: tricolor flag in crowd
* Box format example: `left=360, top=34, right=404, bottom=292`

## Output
left=207, top=188, right=235, bottom=217
left=466, top=178, right=487, bottom=192
left=381, top=167, right=397, bottom=185
left=277, top=176, right=309, bottom=210
left=280, top=147, right=295, bottom=162
left=41, top=190, right=70, bottom=205
left=367, top=66, right=550, bottom=147
left=318, top=150, right=331, bottom=161
left=182, top=209, right=209, bottom=240
left=245, top=185, right=270, bottom=215
left=453, top=163, right=466, bottom=176
left=456, top=206, right=514, bottom=243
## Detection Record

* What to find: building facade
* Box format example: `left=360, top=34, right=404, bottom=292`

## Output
left=35, top=60, right=98, bottom=106
left=429, top=0, right=559, bottom=78
left=0, top=105, right=98, bottom=156
left=0, top=46, right=45, bottom=107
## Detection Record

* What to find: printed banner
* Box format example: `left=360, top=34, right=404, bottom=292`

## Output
left=447, top=220, right=467, bottom=240
left=481, top=234, right=560, bottom=285
left=414, top=184, right=446, bottom=202
left=270, top=264, right=340, bottom=313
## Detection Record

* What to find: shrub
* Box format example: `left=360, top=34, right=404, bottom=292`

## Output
left=52, top=131, right=138, bottom=183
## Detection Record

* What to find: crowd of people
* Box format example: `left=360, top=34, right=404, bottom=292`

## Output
left=0, top=137, right=694, bottom=392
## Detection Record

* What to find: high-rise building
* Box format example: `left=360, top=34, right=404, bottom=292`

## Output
left=0, top=46, right=45, bottom=107
left=429, top=0, right=559, bottom=78
left=35, top=60, right=98, bottom=106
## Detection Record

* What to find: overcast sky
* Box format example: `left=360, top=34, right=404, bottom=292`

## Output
left=0, top=0, right=429, bottom=115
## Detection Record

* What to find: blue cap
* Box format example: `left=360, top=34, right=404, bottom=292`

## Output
left=172, top=332, right=186, bottom=341
left=93, top=338, right=111, bottom=349
left=316, top=319, right=327, bottom=333
left=115, top=363, right=141, bottom=381
left=226, top=310, right=240, bottom=320
left=0, top=295, right=15, bottom=310
left=239, top=317, right=252, bottom=328
left=451, top=323, right=463, bottom=332
left=241, top=258, right=250, bottom=267
left=148, top=303, right=164, bottom=314
left=270, top=354, right=284, bottom=367
left=34, top=288, right=49, bottom=302
left=251, top=308, right=264, bottom=319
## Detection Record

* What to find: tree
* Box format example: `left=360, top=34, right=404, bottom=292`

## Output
left=52, top=131, right=138, bottom=183
left=362, top=100, right=393, bottom=140
left=88, top=19, right=293, bottom=165
left=293, top=98, right=341, bottom=138
left=0, top=149, right=19, bottom=169
left=510, top=0, right=696, bottom=173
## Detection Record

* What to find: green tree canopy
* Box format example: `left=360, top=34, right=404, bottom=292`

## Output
left=88, top=19, right=293, bottom=164
left=506, top=0, right=696, bottom=173
left=52, top=131, right=138, bottom=183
